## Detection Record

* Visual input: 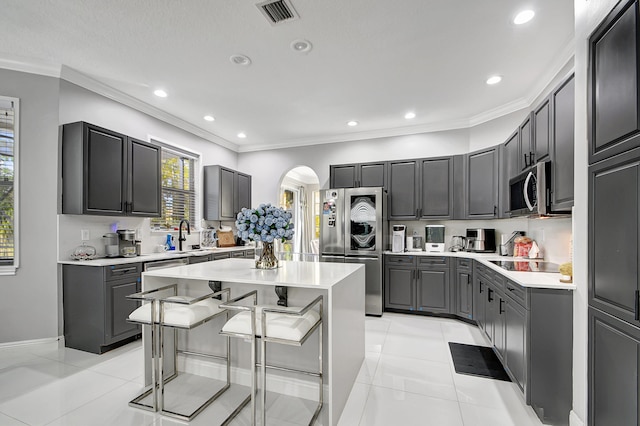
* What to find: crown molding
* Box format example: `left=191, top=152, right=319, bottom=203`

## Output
left=60, top=65, right=239, bottom=152
left=237, top=117, right=474, bottom=152
left=0, top=54, right=60, bottom=78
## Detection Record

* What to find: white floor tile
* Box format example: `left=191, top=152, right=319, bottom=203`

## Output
left=372, top=354, right=457, bottom=401
left=440, top=321, right=491, bottom=346
left=359, top=385, right=464, bottom=426
left=387, top=314, right=444, bottom=339
left=365, top=316, right=391, bottom=333
left=459, top=401, right=544, bottom=426
left=382, top=333, right=449, bottom=363
left=364, top=330, right=386, bottom=354
left=43, top=382, right=156, bottom=426
left=0, top=366, right=128, bottom=426
left=337, top=383, right=370, bottom=426
left=355, top=352, right=380, bottom=385
left=87, top=346, right=143, bottom=381
left=0, top=412, right=28, bottom=425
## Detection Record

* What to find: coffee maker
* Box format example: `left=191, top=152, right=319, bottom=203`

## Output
left=117, top=229, right=137, bottom=257
left=392, top=225, right=406, bottom=253
left=465, top=228, right=496, bottom=253
left=103, top=233, right=119, bottom=258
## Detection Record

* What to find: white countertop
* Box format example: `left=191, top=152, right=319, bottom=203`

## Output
left=58, top=246, right=252, bottom=266
left=143, top=258, right=364, bottom=290
left=384, top=250, right=576, bottom=290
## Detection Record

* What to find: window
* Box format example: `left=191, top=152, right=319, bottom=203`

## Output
left=150, top=146, right=197, bottom=230
left=0, top=96, right=18, bottom=274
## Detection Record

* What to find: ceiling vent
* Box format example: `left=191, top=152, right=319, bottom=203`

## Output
left=257, top=0, right=299, bottom=25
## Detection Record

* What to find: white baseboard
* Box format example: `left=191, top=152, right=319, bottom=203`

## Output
left=570, top=410, right=585, bottom=426
left=180, top=355, right=321, bottom=401
left=0, top=336, right=62, bottom=349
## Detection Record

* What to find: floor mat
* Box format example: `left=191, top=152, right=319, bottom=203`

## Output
left=448, top=342, right=511, bottom=381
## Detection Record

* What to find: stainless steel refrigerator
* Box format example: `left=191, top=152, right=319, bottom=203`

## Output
left=320, top=187, right=386, bottom=316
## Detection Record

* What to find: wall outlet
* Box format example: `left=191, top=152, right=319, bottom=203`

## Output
left=81, top=229, right=90, bottom=241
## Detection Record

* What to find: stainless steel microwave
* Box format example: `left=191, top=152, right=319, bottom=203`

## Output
left=509, top=161, right=550, bottom=217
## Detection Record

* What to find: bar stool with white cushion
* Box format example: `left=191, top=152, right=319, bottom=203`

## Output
left=220, top=290, right=323, bottom=426
left=127, top=284, right=231, bottom=421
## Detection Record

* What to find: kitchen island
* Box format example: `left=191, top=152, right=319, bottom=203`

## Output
left=141, top=258, right=365, bottom=425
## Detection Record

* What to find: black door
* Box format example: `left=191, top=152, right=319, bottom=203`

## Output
left=551, top=74, right=575, bottom=211
left=330, top=164, right=357, bottom=188
left=128, top=138, right=161, bottom=217
left=420, top=157, right=453, bottom=219
left=359, top=162, right=386, bottom=188
left=467, top=148, right=498, bottom=218
left=389, top=160, right=418, bottom=219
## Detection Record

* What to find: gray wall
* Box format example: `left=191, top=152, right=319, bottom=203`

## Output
left=0, top=69, right=60, bottom=343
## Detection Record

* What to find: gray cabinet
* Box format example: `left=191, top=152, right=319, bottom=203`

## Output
left=589, top=0, right=640, bottom=164
left=384, top=255, right=450, bottom=314
left=454, top=258, right=473, bottom=320
left=550, top=74, right=575, bottom=211
left=533, top=98, right=551, bottom=164
left=519, top=113, right=534, bottom=171
left=62, top=263, right=142, bottom=354
left=416, top=257, right=450, bottom=313
left=589, top=307, right=640, bottom=426
left=204, top=165, right=252, bottom=221
left=419, top=157, right=454, bottom=219
left=388, top=157, right=454, bottom=220
left=388, top=160, right=419, bottom=219
left=474, top=261, right=573, bottom=425
left=62, top=122, right=161, bottom=217
left=466, top=147, right=499, bottom=218
left=188, top=254, right=211, bottom=264
left=330, top=162, right=387, bottom=188
left=589, top=147, right=640, bottom=326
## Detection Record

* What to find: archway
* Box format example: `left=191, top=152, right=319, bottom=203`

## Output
left=278, top=166, right=320, bottom=258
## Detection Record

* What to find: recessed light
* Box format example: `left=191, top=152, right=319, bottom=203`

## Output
left=514, top=10, right=535, bottom=25
left=204, top=115, right=215, bottom=122
left=486, top=75, right=502, bottom=85
left=347, top=121, right=358, bottom=127
left=404, top=112, right=416, bottom=120
left=291, top=39, right=313, bottom=53
left=230, top=54, right=252, bottom=66
left=237, top=132, right=247, bottom=139
left=153, top=89, right=167, bottom=98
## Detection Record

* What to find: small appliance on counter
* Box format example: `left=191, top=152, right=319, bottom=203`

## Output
left=117, top=229, right=138, bottom=257
left=406, top=230, right=423, bottom=252
left=425, top=225, right=445, bottom=252
left=103, top=232, right=119, bottom=257
left=449, top=235, right=466, bottom=252
left=392, top=225, right=406, bottom=253
left=465, top=228, right=496, bottom=253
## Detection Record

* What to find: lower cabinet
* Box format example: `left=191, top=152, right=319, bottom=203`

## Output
left=384, top=255, right=450, bottom=313
left=473, top=261, right=573, bottom=425
left=63, top=263, right=142, bottom=354
left=454, top=258, right=473, bottom=320
left=589, top=307, right=640, bottom=426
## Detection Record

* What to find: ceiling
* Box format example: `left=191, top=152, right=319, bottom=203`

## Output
left=0, top=0, right=574, bottom=152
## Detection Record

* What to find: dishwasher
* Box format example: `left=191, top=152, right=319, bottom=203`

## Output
left=144, top=257, right=189, bottom=272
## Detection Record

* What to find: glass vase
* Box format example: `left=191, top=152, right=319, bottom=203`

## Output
left=256, top=241, right=278, bottom=269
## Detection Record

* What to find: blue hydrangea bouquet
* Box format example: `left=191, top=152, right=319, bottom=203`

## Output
left=235, top=203, right=295, bottom=243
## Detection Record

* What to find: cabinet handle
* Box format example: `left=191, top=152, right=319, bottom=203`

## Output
left=524, top=153, right=529, bottom=168
left=499, top=299, right=505, bottom=314
left=487, top=288, right=493, bottom=302
left=507, top=286, right=515, bottom=292
left=479, top=281, right=483, bottom=293
left=636, top=290, right=640, bottom=321
left=493, top=205, right=497, bottom=216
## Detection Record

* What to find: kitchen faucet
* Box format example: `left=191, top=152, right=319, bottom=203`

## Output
left=178, top=219, right=190, bottom=251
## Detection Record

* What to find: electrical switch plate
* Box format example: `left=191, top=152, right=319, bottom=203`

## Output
left=81, top=229, right=90, bottom=241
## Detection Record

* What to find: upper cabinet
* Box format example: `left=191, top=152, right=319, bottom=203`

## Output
left=519, top=113, right=534, bottom=171
left=387, top=157, right=455, bottom=220
left=61, top=122, right=161, bottom=217
left=589, top=0, right=640, bottom=163
left=533, top=97, right=551, bottom=164
left=204, top=165, right=252, bottom=221
left=466, top=147, right=499, bottom=219
left=550, top=73, right=575, bottom=211
left=330, top=162, right=387, bottom=188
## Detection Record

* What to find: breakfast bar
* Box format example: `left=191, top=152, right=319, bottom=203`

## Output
left=140, top=258, right=366, bottom=425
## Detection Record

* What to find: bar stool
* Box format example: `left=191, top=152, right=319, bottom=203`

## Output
left=127, top=284, right=231, bottom=421
left=220, top=291, right=323, bottom=426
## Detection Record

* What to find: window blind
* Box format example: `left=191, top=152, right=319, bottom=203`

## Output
left=150, top=147, right=197, bottom=230
left=0, top=103, right=15, bottom=264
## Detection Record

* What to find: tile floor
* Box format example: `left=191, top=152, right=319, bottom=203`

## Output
left=0, top=313, right=547, bottom=426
